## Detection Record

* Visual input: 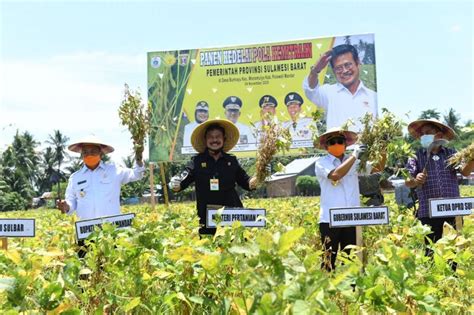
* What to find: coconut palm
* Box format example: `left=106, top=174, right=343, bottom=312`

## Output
left=46, top=130, right=70, bottom=199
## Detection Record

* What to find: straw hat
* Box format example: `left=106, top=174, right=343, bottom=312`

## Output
left=191, top=119, right=240, bottom=153
left=318, top=127, right=358, bottom=148
left=408, top=119, right=456, bottom=140
left=68, top=135, right=115, bottom=154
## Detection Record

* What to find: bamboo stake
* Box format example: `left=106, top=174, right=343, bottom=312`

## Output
left=1, top=238, right=7, bottom=250
left=455, top=216, right=463, bottom=233
left=159, top=162, right=170, bottom=207
left=149, top=163, right=156, bottom=210
left=356, top=226, right=364, bottom=265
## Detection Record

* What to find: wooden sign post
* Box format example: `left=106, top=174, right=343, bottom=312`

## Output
left=0, top=219, right=36, bottom=250
left=149, top=162, right=156, bottom=210
left=330, top=206, right=390, bottom=265
left=1, top=238, right=7, bottom=250
left=159, top=162, right=169, bottom=207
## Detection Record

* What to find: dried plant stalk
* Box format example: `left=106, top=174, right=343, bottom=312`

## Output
left=118, top=84, right=152, bottom=161
left=255, top=116, right=292, bottom=185
left=447, top=143, right=474, bottom=168
left=346, top=109, right=404, bottom=172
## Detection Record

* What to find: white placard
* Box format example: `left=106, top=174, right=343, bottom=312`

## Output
left=206, top=208, right=266, bottom=228
left=75, top=213, right=135, bottom=241
left=329, top=206, right=389, bottom=228
left=429, top=197, right=473, bottom=218
left=0, top=219, right=35, bottom=237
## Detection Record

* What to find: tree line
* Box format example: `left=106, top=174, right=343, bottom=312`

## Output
left=1, top=107, right=472, bottom=211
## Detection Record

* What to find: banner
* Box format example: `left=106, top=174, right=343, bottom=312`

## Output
left=148, top=33, right=377, bottom=161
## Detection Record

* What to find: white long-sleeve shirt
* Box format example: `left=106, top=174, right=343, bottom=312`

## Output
left=65, top=161, right=145, bottom=219
left=303, top=77, right=378, bottom=132
left=315, top=154, right=361, bottom=223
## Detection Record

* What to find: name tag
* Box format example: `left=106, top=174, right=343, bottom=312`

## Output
left=210, top=178, right=219, bottom=191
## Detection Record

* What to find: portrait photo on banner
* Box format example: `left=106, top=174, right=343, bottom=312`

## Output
left=147, top=33, right=378, bottom=162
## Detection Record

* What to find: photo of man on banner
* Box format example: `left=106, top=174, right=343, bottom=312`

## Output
left=182, top=101, right=210, bottom=153
left=303, top=35, right=377, bottom=132
left=282, top=92, right=315, bottom=147
left=223, top=96, right=256, bottom=150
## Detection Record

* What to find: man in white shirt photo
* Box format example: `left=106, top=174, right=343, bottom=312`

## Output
left=281, top=92, right=315, bottom=147
left=223, top=96, right=256, bottom=150
left=303, top=44, right=377, bottom=132
left=182, top=101, right=210, bottom=153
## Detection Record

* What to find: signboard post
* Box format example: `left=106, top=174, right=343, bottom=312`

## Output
left=149, top=162, right=156, bottom=210
left=75, top=213, right=135, bottom=241
left=0, top=219, right=36, bottom=250
left=429, top=197, right=473, bottom=232
left=329, top=206, right=390, bottom=264
left=206, top=208, right=266, bottom=228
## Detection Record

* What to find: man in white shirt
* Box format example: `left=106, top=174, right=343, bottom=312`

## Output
left=182, top=101, right=209, bottom=153
left=57, top=135, right=145, bottom=220
left=253, top=94, right=278, bottom=143
left=314, top=127, right=367, bottom=271
left=303, top=44, right=377, bottom=132
left=223, top=96, right=257, bottom=151
left=281, top=92, right=315, bottom=148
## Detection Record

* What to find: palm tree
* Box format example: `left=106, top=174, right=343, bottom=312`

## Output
left=46, top=130, right=70, bottom=199
left=37, top=147, right=56, bottom=193
left=65, top=157, right=83, bottom=176
left=418, top=109, right=441, bottom=120
left=443, top=108, right=461, bottom=133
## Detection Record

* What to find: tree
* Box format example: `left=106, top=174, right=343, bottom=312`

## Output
left=418, top=109, right=440, bottom=120
left=296, top=176, right=320, bottom=196
left=65, top=157, right=83, bottom=176
left=37, top=147, right=56, bottom=193
left=443, top=108, right=461, bottom=133
left=46, top=130, right=70, bottom=199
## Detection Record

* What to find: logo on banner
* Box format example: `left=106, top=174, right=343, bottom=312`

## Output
left=179, top=54, right=189, bottom=66
left=151, top=56, right=161, bottom=68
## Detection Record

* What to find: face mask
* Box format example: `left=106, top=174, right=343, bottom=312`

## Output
left=327, top=144, right=345, bottom=157
left=83, top=155, right=101, bottom=168
left=420, top=134, right=435, bottom=148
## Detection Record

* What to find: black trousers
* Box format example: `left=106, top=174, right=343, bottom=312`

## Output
left=319, top=223, right=356, bottom=271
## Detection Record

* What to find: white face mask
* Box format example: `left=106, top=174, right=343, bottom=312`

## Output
left=420, top=134, right=435, bottom=148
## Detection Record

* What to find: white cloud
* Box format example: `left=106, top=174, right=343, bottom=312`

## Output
left=0, top=51, right=147, bottom=162
left=450, top=24, right=462, bottom=32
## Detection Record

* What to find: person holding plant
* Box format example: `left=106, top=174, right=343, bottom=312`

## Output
left=404, top=119, right=474, bottom=256
left=314, top=127, right=367, bottom=271
left=57, top=135, right=145, bottom=219
left=169, top=119, right=257, bottom=235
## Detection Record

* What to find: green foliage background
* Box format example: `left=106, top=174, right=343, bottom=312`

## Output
left=1, top=188, right=473, bottom=313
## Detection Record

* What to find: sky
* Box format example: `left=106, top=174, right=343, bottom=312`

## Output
left=1, top=0, right=473, bottom=163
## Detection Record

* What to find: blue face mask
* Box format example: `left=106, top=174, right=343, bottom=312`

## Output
left=420, top=134, right=435, bottom=148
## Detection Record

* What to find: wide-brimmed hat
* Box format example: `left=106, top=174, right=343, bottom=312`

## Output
left=68, top=135, right=115, bottom=154
left=408, top=119, right=456, bottom=140
left=191, top=119, right=240, bottom=153
left=318, top=127, right=358, bottom=148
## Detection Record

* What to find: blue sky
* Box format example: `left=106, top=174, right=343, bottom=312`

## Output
left=1, top=0, right=472, bottom=162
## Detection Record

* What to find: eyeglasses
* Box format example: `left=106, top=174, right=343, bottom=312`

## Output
left=327, top=138, right=345, bottom=146
left=334, top=62, right=354, bottom=74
